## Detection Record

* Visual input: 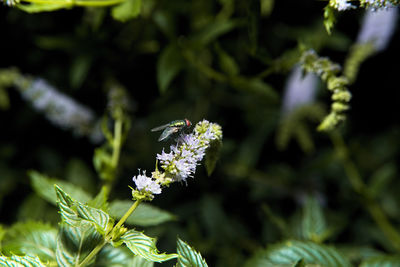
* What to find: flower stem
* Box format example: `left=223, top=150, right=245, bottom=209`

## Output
left=111, top=117, right=123, bottom=168
left=77, top=200, right=142, bottom=267
left=330, top=131, right=400, bottom=252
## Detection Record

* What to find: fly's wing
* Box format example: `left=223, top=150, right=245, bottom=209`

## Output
left=151, top=124, right=169, bottom=132
left=158, top=127, right=180, bottom=141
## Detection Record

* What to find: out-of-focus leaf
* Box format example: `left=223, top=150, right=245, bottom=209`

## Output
left=88, top=186, right=109, bottom=211
left=260, top=0, right=274, bottom=16
left=97, top=246, right=154, bottom=267
left=0, top=255, right=46, bottom=267
left=2, top=221, right=57, bottom=263
left=246, top=0, right=260, bottom=54
left=69, top=54, right=92, bottom=89
left=177, top=238, right=208, bottom=267
left=117, top=229, right=178, bottom=262
left=16, top=3, right=70, bottom=13
left=215, top=44, right=239, bottom=76
left=65, top=158, right=95, bottom=194
left=17, top=194, right=58, bottom=223
left=111, top=0, right=141, bottom=22
left=231, top=77, right=278, bottom=101
left=192, top=19, right=242, bottom=46
left=56, top=223, right=103, bottom=267
left=205, top=139, right=222, bottom=176
left=302, top=195, right=329, bottom=243
left=248, top=240, right=351, bottom=267
left=157, top=43, right=184, bottom=94
left=29, top=170, right=92, bottom=205
left=109, top=200, right=176, bottom=226
left=360, top=255, right=400, bottom=267
left=0, top=87, right=10, bottom=110
left=368, top=162, right=396, bottom=198
left=0, top=224, right=5, bottom=245
left=323, top=5, right=336, bottom=35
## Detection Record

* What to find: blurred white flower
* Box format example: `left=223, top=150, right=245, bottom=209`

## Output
left=332, top=0, right=354, bottom=11
left=18, top=78, right=101, bottom=141
left=357, top=7, right=398, bottom=52
left=282, top=65, right=318, bottom=115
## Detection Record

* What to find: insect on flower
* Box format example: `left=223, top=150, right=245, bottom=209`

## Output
left=151, top=119, right=192, bottom=141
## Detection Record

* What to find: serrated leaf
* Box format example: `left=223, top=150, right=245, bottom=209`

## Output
left=111, top=0, right=141, bottom=22
left=109, top=200, right=176, bottom=227
left=29, top=170, right=92, bottom=205
left=76, top=203, right=111, bottom=235
left=55, top=185, right=81, bottom=226
left=2, top=221, right=57, bottom=263
left=302, top=195, right=328, bottom=242
left=157, top=43, right=184, bottom=94
left=253, top=240, right=351, bottom=267
left=55, top=185, right=112, bottom=235
left=177, top=238, right=208, bottom=267
left=97, top=246, right=154, bottom=267
left=56, top=223, right=103, bottom=267
left=0, top=255, right=46, bottom=267
left=360, top=255, right=400, bottom=267
left=119, top=229, right=178, bottom=262
left=205, top=139, right=222, bottom=176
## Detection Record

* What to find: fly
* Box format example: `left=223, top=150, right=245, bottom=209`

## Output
left=151, top=119, right=192, bottom=141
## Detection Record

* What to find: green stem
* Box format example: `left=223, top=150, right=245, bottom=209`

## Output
left=111, top=118, right=123, bottom=168
left=330, top=132, right=400, bottom=252
left=77, top=200, right=142, bottom=267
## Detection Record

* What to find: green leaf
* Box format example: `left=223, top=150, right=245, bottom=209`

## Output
left=193, top=19, right=241, bottom=46
left=368, top=162, right=396, bottom=198
left=176, top=238, right=208, bottom=267
left=119, top=229, right=178, bottom=262
left=215, top=44, right=239, bottom=76
left=230, top=77, right=278, bottom=101
left=55, top=185, right=112, bottom=235
left=69, top=54, right=92, bottom=89
left=16, top=2, right=70, bottom=13
left=111, top=0, right=141, bottom=22
left=56, top=223, right=103, bottom=267
left=301, top=195, right=328, bottom=242
left=29, top=170, right=92, bottom=205
left=109, top=200, right=176, bottom=227
left=76, top=203, right=112, bottom=235
left=323, top=5, right=336, bottom=35
left=2, top=221, right=57, bottom=263
left=157, top=43, right=184, bottom=94
left=0, top=86, right=10, bottom=110
left=205, top=139, right=222, bottom=176
left=97, top=246, right=154, bottom=267
left=0, top=255, right=46, bottom=267
left=360, top=255, right=400, bottom=267
left=250, top=240, right=351, bottom=267
left=246, top=0, right=260, bottom=54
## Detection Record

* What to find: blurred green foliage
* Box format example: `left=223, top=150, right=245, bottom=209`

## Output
left=1, top=0, right=400, bottom=266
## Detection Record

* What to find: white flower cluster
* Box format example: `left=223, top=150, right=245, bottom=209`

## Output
left=132, top=170, right=162, bottom=195
left=132, top=120, right=222, bottom=197
left=362, top=0, right=393, bottom=10
left=331, top=0, right=355, bottom=11
left=18, top=78, right=102, bottom=142
left=157, top=120, right=222, bottom=182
